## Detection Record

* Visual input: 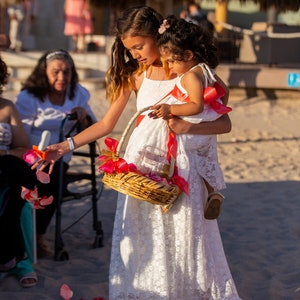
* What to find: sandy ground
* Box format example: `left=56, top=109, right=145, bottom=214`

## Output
left=1, top=87, right=300, bottom=300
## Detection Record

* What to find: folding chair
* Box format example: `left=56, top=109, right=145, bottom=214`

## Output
left=54, top=113, right=104, bottom=261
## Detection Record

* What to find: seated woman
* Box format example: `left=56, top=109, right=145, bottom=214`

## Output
left=0, top=55, right=37, bottom=288
left=15, top=49, right=97, bottom=258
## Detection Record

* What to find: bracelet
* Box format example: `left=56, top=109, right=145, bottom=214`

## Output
left=67, top=137, right=75, bottom=151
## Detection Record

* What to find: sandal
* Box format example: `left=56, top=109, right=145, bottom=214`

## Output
left=204, top=191, right=224, bottom=220
left=19, top=272, right=38, bottom=288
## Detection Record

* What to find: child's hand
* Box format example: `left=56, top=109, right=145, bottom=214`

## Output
left=149, top=104, right=172, bottom=120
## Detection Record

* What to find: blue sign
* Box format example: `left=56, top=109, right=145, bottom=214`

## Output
left=287, top=73, right=300, bottom=88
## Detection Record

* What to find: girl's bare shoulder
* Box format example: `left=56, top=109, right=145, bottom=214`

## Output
left=181, top=66, right=205, bottom=86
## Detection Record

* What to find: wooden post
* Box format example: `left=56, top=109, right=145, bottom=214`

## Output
left=215, top=0, right=228, bottom=34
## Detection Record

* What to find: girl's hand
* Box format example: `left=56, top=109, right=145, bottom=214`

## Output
left=149, top=104, right=172, bottom=120
left=31, top=141, right=69, bottom=174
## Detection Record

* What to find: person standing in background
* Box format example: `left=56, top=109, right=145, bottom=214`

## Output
left=186, top=1, right=206, bottom=22
left=64, top=0, right=93, bottom=53
left=180, top=1, right=215, bottom=41
left=5, top=0, right=25, bottom=51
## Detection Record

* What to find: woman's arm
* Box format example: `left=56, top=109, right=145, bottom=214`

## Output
left=167, top=113, right=231, bottom=135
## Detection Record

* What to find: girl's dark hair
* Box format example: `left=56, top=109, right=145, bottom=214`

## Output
left=21, top=49, right=79, bottom=101
left=106, top=6, right=163, bottom=102
left=157, top=15, right=219, bottom=69
left=0, top=57, right=9, bottom=95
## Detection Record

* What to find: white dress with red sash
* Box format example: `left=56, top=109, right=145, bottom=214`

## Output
left=109, top=65, right=240, bottom=300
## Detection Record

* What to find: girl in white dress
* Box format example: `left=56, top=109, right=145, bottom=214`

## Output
left=37, top=6, right=240, bottom=300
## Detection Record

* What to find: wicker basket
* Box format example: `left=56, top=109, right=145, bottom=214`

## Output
left=101, top=107, right=182, bottom=213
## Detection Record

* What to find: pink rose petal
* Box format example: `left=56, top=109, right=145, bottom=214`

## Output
left=40, top=195, right=53, bottom=206
left=36, top=170, right=50, bottom=183
left=23, top=150, right=39, bottom=164
left=60, top=284, right=73, bottom=300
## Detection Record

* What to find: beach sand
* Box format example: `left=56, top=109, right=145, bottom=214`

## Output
left=1, top=87, right=300, bottom=300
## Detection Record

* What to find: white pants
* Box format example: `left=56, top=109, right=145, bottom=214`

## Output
left=9, top=19, right=23, bottom=50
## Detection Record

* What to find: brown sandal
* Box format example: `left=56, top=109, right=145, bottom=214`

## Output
left=204, top=191, right=224, bottom=220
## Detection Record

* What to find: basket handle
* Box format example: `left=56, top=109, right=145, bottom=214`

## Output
left=116, top=106, right=152, bottom=156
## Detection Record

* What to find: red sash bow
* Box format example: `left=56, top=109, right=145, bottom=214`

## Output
left=170, top=82, right=232, bottom=114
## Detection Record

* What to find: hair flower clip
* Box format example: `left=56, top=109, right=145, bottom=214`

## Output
left=158, top=19, right=170, bottom=34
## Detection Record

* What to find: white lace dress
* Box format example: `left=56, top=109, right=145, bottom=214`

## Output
left=109, top=71, right=241, bottom=299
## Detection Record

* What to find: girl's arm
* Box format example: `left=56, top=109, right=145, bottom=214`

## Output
left=39, top=88, right=132, bottom=173
left=168, top=113, right=231, bottom=135
left=173, top=70, right=204, bottom=115
left=151, top=71, right=204, bottom=119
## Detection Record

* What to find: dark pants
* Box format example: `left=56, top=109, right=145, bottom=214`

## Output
left=36, top=161, right=69, bottom=235
left=0, top=155, right=36, bottom=269
left=0, top=186, right=25, bottom=268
